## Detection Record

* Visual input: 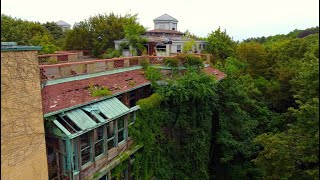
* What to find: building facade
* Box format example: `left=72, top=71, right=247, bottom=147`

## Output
left=1, top=42, right=49, bottom=179
left=1, top=42, right=225, bottom=179
left=114, top=14, right=207, bottom=57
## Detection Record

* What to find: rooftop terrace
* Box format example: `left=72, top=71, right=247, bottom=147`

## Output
left=41, top=54, right=225, bottom=116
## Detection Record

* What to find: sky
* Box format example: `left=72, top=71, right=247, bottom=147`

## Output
left=1, top=0, right=319, bottom=41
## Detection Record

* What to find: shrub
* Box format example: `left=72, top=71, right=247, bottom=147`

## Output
left=185, top=54, right=204, bottom=68
left=140, top=58, right=150, bottom=69
left=129, top=58, right=139, bottom=66
left=145, top=66, right=162, bottom=81
left=47, top=58, right=58, bottom=64
left=163, top=57, right=179, bottom=68
left=102, top=48, right=121, bottom=59
left=88, top=84, right=112, bottom=97
left=175, top=53, right=188, bottom=64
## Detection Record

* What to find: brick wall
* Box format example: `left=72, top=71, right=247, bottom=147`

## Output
left=1, top=50, right=48, bottom=179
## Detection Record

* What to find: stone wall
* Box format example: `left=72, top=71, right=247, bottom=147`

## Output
left=1, top=50, right=48, bottom=179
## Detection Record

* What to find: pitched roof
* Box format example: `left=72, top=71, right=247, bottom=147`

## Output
left=154, top=14, right=178, bottom=22
left=42, top=69, right=150, bottom=114
left=56, top=20, right=71, bottom=27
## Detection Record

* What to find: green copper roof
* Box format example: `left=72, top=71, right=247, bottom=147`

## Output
left=1, top=42, right=42, bottom=51
left=48, top=97, right=139, bottom=139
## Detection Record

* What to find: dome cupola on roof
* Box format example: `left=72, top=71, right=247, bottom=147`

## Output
left=153, top=14, right=178, bottom=30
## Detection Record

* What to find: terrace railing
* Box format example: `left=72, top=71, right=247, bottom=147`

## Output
left=38, top=53, right=78, bottom=63
left=39, top=56, right=169, bottom=81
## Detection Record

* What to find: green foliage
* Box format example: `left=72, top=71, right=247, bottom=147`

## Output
left=88, top=84, right=112, bottom=97
left=163, top=57, right=179, bottom=68
left=131, top=71, right=218, bottom=179
left=236, top=41, right=269, bottom=77
left=206, top=27, right=236, bottom=61
left=124, top=20, right=147, bottom=55
left=101, top=48, right=121, bottom=59
left=144, top=66, right=162, bottom=82
left=42, top=21, right=63, bottom=40
left=139, top=58, right=150, bottom=69
left=30, top=34, right=60, bottom=54
left=185, top=54, right=204, bottom=69
left=63, top=13, right=144, bottom=57
left=182, top=38, right=196, bottom=53
left=128, top=80, right=136, bottom=86
left=64, top=22, right=92, bottom=50
left=1, top=14, right=62, bottom=53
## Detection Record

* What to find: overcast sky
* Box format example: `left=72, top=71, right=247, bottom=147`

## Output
left=1, top=0, right=319, bottom=41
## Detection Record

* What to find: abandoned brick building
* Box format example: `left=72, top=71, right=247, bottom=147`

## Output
left=1, top=42, right=225, bottom=180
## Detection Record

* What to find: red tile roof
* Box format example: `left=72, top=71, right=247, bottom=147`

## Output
left=42, top=69, right=149, bottom=114
left=204, top=66, right=226, bottom=81
left=42, top=67, right=225, bottom=115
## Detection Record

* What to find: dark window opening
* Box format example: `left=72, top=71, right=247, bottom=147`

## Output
left=156, top=45, right=166, bottom=52
left=57, top=115, right=81, bottom=133
left=172, top=28, right=175, bottom=30
left=107, top=122, right=115, bottom=149
left=117, top=117, right=125, bottom=143
left=99, top=112, right=109, bottom=120
left=83, top=110, right=100, bottom=123
left=80, top=133, right=91, bottom=165
left=95, top=126, right=104, bottom=157
left=177, top=45, right=181, bottom=53
left=129, top=91, right=136, bottom=107
left=107, top=139, right=115, bottom=150
left=116, top=95, right=123, bottom=104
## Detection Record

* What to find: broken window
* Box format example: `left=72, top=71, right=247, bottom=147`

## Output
left=80, top=132, right=91, bottom=165
left=117, top=117, right=125, bottom=144
left=107, top=121, right=115, bottom=150
left=95, top=126, right=104, bottom=158
left=57, top=115, right=81, bottom=134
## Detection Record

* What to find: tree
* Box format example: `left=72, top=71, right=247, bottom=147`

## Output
left=205, top=27, right=236, bottom=61
left=42, top=22, right=63, bottom=40
left=123, top=20, right=146, bottom=56
left=64, top=22, right=92, bottom=50
left=182, top=38, right=196, bottom=53
left=236, top=42, right=269, bottom=78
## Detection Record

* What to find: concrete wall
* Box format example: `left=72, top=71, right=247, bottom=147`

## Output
left=1, top=50, right=48, bottom=179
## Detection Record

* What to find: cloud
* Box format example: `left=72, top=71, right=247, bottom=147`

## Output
left=1, top=0, right=319, bottom=40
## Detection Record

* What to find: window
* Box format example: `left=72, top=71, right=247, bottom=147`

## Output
left=129, top=90, right=136, bottom=107
left=117, top=117, right=125, bottom=144
left=156, top=45, right=166, bottom=52
left=202, top=44, right=206, bottom=49
left=199, top=44, right=201, bottom=50
left=94, top=126, right=104, bottom=158
left=172, top=28, right=175, bottom=30
left=177, top=45, right=181, bottom=53
left=129, top=112, right=135, bottom=126
left=107, top=122, right=115, bottom=150
left=80, top=133, right=91, bottom=165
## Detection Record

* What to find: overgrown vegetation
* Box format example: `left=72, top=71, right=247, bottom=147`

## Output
left=130, top=71, right=218, bottom=179
left=131, top=26, right=319, bottom=180
left=88, top=84, right=112, bottom=97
